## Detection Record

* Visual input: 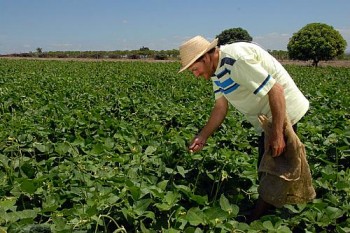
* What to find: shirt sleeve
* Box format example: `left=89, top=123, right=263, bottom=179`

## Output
left=232, top=56, right=276, bottom=98
left=212, top=79, right=223, bottom=100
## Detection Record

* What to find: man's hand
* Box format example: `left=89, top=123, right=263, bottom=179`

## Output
left=268, top=131, right=286, bottom=157
left=188, top=135, right=207, bottom=153
left=188, top=97, right=228, bottom=153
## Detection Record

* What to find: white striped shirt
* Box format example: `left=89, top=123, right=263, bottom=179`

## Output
left=211, top=42, right=309, bottom=131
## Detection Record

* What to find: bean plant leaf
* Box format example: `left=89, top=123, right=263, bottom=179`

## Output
left=55, top=142, right=70, bottom=155
left=325, top=206, right=343, bottom=219
left=33, top=142, right=51, bottom=153
left=104, top=137, right=115, bottom=150
left=177, top=165, right=187, bottom=178
left=20, top=179, right=37, bottom=194
left=145, top=146, right=157, bottom=155
left=133, top=199, right=153, bottom=216
left=186, top=207, right=206, bottom=226
left=157, top=180, right=168, bottom=190
left=204, top=206, right=228, bottom=222
left=0, top=197, right=17, bottom=211
left=90, top=143, right=104, bottom=155
left=219, top=194, right=239, bottom=216
left=1, top=58, right=349, bottom=232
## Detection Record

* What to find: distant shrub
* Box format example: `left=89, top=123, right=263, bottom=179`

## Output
left=154, top=53, right=167, bottom=60
left=128, top=54, right=140, bottom=59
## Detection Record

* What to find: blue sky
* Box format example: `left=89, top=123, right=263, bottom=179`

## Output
left=1, top=0, right=349, bottom=54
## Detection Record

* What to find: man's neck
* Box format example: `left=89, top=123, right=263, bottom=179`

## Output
left=211, top=48, right=220, bottom=72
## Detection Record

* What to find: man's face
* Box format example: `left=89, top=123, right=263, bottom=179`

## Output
left=188, top=55, right=213, bottom=80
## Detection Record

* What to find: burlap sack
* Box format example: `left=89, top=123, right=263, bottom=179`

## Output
left=258, top=115, right=316, bottom=208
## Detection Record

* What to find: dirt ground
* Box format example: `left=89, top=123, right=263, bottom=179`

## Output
left=279, top=59, right=350, bottom=67
left=1, top=56, right=350, bottom=67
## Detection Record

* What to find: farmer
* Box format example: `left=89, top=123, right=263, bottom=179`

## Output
left=178, top=35, right=309, bottom=221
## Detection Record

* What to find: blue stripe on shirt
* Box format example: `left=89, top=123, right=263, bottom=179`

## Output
left=254, top=75, right=271, bottom=95
left=223, top=83, right=240, bottom=94
left=214, top=83, right=240, bottom=95
left=214, top=78, right=234, bottom=89
left=216, top=68, right=231, bottom=79
left=220, top=57, right=236, bottom=67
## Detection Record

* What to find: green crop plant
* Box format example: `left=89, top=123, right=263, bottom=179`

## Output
left=0, top=59, right=349, bottom=232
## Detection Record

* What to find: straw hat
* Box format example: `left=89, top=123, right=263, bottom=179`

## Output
left=178, top=35, right=218, bottom=73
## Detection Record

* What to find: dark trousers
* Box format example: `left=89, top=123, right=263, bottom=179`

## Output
left=257, top=124, right=298, bottom=168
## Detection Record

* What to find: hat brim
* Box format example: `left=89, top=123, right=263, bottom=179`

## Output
left=178, top=38, right=218, bottom=73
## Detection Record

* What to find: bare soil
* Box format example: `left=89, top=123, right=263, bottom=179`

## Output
left=1, top=56, right=350, bottom=67
left=279, top=59, right=350, bottom=67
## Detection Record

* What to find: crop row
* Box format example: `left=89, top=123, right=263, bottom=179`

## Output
left=0, top=59, right=349, bottom=232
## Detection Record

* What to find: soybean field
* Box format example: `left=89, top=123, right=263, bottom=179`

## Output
left=0, top=59, right=349, bottom=232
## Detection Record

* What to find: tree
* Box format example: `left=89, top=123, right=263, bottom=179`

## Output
left=287, top=23, right=347, bottom=67
left=139, top=46, right=150, bottom=51
left=216, top=28, right=252, bottom=46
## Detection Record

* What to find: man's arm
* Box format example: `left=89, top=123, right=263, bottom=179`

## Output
left=189, top=96, right=228, bottom=152
left=267, top=83, right=286, bottom=157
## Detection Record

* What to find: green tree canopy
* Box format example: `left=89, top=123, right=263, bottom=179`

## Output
left=216, top=28, right=252, bottom=46
left=287, top=23, right=347, bottom=67
left=36, top=48, right=43, bottom=54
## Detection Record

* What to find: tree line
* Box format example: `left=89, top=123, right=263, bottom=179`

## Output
left=2, top=23, right=348, bottom=66
left=2, top=48, right=180, bottom=60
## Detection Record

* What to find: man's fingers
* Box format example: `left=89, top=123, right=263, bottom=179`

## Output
left=188, top=140, right=204, bottom=153
left=191, top=145, right=200, bottom=153
left=271, top=146, right=284, bottom=157
left=189, top=137, right=200, bottom=148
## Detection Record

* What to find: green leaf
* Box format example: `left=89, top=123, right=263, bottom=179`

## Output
left=42, top=194, right=61, bottom=212
left=55, top=142, right=70, bottom=155
left=262, top=221, right=275, bottom=230
left=174, top=184, right=191, bottom=194
left=335, top=181, right=350, bottom=191
left=186, top=207, right=206, bottom=226
left=20, top=179, right=37, bottom=194
left=164, top=191, right=179, bottom=205
left=140, top=221, right=151, bottom=233
left=155, top=202, right=172, bottom=211
left=145, top=146, right=157, bottom=155
left=0, top=197, right=17, bottom=211
left=325, top=206, right=344, bottom=219
left=190, top=194, right=208, bottom=205
left=105, top=194, right=120, bottom=205
left=157, top=180, right=168, bottom=190
left=284, top=204, right=306, bottom=213
left=177, top=165, right=187, bottom=178
left=219, top=194, right=231, bottom=212
left=0, top=154, right=9, bottom=167
left=90, top=143, right=104, bottom=155
left=21, top=161, right=36, bottom=178
left=52, top=215, right=69, bottom=231
left=33, top=142, right=51, bottom=153
left=104, top=137, right=115, bottom=150
left=17, top=209, right=38, bottom=219
left=203, top=206, right=228, bottom=222
left=128, top=186, right=141, bottom=200
left=133, top=199, right=152, bottom=216
left=219, top=194, right=239, bottom=216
